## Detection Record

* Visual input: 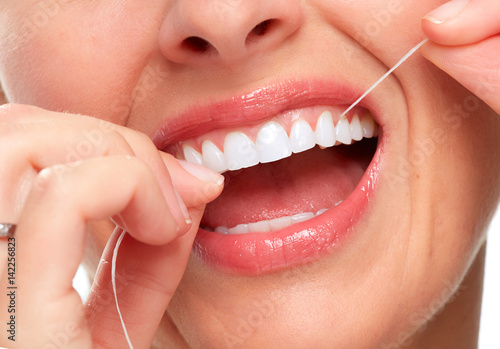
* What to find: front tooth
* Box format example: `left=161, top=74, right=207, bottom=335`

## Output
left=202, top=140, right=227, bottom=173
left=248, top=220, right=271, bottom=233
left=290, top=119, right=316, bottom=153
left=361, top=112, right=376, bottom=138
left=291, top=212, right=315, bottom=224
left=224, top=132, right=259, bottom=171
left=315, top=208, right=328, bottom=216
left=336, top=115, right=352, bottom=145
left=215, top=226, right=229, bottom=234
left=228, top=223, right=249, bottom=235
left=183, top=144, right=203, bottom=165
left=314, top=111, right=336, bottom=147
left=269, top=216, right=292, bottom=231
left=350, top=114, right=363, bottom=141
left=256, top=121, right=292, bottom=163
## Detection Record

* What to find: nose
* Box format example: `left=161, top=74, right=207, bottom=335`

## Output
left=159, top=0, right=302, bottom=65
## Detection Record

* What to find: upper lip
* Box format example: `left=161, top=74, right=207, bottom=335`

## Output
left=151, top=79, right=385, bottom=151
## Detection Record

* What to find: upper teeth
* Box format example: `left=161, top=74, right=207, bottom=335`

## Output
left=180, top=110, right=378, bottom=173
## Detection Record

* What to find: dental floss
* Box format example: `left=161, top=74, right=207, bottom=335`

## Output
left=110, top=38, right=429, bottom=349
left=112, top=227, right=134, bottom=349
left=340, top=38, right=429, bottom=118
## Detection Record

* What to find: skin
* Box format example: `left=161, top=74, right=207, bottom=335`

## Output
left=0, top=0, right=499, bottom=348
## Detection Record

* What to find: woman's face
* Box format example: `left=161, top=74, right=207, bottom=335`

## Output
left=1, top=0, right=499, bottom=347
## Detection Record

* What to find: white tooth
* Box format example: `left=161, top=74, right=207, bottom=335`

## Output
left=202, top=140, right=227, bottom=173
left=314, top=111, right=336, bottom=148
left=217, top=211, right=319, bottom=235
left=183, top=144, right=203, bottom=165
left=315, top=208, right=328, bottom=216
left=336, top=115, right=352, bottom=145
left=291, top=212, right=315, bottom=224
left=215, top=226, right=229, bottom=234
left=224, top=132, right=259, bottom=171
left=256, top=121, right=292, bottom=163
left=269, top=216, right=292, bottom=231
left=248, top=220, right=271, bottom=233
left=290, top=119, right=316, bottom=153
left=228, top=223, right=249, bottom=235
left=361, top=112, right=376, bottom=138
left=350, top=114, right=363, bottom=141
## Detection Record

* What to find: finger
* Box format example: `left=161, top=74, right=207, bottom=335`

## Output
left=421, top=35, right=500, bottom=114
left=85, top=161, right=223, bottom=348
left=0, top=104, right=224, bottom=219
left=0, top=124, right=135, bottom=222
left=86, top=212, right=203, bottom=349
left=13, top=156, right=191, bottom=348
left=161, top=154, right=225, bottom=207
left=422, top=0, right=500, bottom=45
left=0, top=104, right=170, bottom=220
left=0, top=104, right=137, bottom=222
left=0, top=104, right=166, bottom=179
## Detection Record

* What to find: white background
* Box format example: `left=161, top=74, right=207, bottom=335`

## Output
left=479, top=206, right=500, bottom=348
left=73, top=207, right=500, bottom=347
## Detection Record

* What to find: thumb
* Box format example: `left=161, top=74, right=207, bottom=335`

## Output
left=161, top=153, right=225, bottom=208
left=422, top=0, right=500, bottom=45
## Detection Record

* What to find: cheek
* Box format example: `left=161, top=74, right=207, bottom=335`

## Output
left=313, top=0, right=445, bottom=52
left=0, top=2, right=164, bottom=124
left=410, top=66, right=500, bottom=245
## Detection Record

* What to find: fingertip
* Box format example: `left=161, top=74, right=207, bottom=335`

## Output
left=175, top=217, right=194, bottom=238
left=423, top=0, right=469, bottom=26
left=160, top=151, right=224, bottom=186
left=421, top=16, right=443, bottom=25
left=421, top=17, right=458, bottom=46
left=178, top=160, right=225, bottom=186
left=420, top=0, right=466, bottom=45
left=422, top=0, right=500, bottom=46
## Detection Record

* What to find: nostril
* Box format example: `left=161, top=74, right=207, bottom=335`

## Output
left=182, top=36, right=213, bottom=53
left=247, top=19, right=278, bottom=43
left=253, top=19, right=274, bottom=36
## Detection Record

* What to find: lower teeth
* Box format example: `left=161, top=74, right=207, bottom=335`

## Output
left=208, top=203, right=341, bottom=235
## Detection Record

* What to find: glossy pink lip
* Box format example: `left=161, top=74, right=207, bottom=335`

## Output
left=151, top=79, right=385, bottom=149
left=152, top=79, right=385, bottom=275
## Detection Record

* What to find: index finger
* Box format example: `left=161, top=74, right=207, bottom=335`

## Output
left=84, top=156, right=224, bottom=348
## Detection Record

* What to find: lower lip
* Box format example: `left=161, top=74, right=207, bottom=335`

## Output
left=193, top=141, right=383, bottom=275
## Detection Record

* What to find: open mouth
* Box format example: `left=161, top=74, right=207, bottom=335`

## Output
left=156, top=80, right=383, bottom=274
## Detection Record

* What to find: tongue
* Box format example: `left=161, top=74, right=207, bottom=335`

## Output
left=201, top=139, right=376, bottom=230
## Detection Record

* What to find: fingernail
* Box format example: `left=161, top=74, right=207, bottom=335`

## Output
left=179, top=160, right=225, bottom=186
left=174, top=188, right=192, bottom=225
left=423, top=0, right=468, bottom=24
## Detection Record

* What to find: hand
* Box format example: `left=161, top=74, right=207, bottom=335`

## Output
left=421, top=0, right=500, bottom=113
left=0, top=104, right=224, bottom=348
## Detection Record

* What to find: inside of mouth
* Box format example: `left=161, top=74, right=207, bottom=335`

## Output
left=201, top=137, right=378, bottom=234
